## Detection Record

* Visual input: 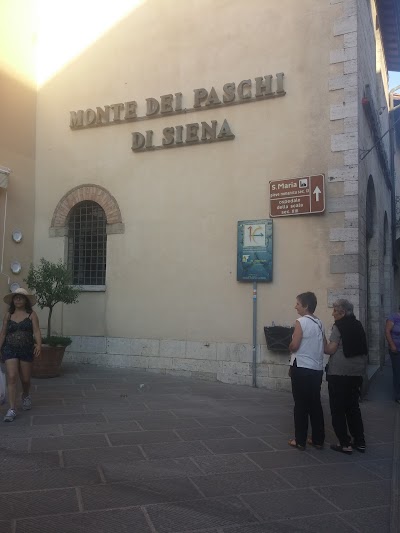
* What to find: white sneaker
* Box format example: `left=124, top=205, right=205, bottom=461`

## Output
left=22, top=395, right=32, bottom=411
left=3, top=409, right=16, bottom=422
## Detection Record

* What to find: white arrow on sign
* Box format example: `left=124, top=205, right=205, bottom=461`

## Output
left=313, top=186, right=322, bottom=202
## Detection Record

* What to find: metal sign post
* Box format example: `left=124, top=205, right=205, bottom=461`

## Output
left=252, top=282, right=257, bottom=387
left=237, top=220, right=273, bottom=387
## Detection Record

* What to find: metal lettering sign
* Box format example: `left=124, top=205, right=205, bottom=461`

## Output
left=237, top=220, right=273, bottom=282
left=269, top=174, right=325, bottom=217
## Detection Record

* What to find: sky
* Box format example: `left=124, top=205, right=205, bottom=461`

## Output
left=389, top=72, right=400, bottom=91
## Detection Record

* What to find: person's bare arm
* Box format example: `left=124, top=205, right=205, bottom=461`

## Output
left=325, top=340, right=339, bottom=355
left=31, top=311, right=42, bottom=358
left=289, top=321, right=302, bottom=353
left=385, top=320, right=397, bottom=352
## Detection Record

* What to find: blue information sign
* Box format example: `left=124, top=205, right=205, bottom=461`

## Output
left=237, top=219, right=273, bottom=282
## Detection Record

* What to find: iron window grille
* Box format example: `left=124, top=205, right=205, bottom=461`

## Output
left=67, top=201, right=107, bottom=286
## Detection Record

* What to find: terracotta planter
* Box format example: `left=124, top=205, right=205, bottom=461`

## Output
left=31, top=345, right=66, bottom=378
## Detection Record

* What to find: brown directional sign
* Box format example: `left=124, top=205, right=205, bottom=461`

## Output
left=269, top=174, right=325, bottom=217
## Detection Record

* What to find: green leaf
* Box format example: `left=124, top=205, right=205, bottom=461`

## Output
left=42, top=336, right=72, bottom=347
left=25, top=258, right=80, bottom=338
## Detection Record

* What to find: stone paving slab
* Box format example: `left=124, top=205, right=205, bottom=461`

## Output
left=190, top=470, right=291, bottom=497
left=232, top=424, right=285, bottom=437
left=316, top=479, right=391, bottom=510
left=23, top=405, right=87, bottom=416
left=358, top=458, right=393, bottom=479
left=141, top=441, right=212, bottom=460
left=102, top=457, right=204, bottom=483
left=80, top=477, right=202, bottom=510
left=0, top=362, right=397, bottom=532
left=191, top=453, right=260, bottom=475
left=222, top=514, right=357, bottom=532
left=31, top=413, right=107, bottom=425
left=134, top=417, right=203, bottom=430
left=202, top=437, right=273, bottom=454
left=192, top=415, right=256, bottom=428
left=247, top=449, right=321, bottom=469
left=240, top=488, right=338, bottom=521
left=61, top=420, right=143, bottom=435
left=0, top=437, right=29, bottom=452
left=0, top=487, right=79, bottom=520
left=0, top=450, right=60, bottom=471
left=108, top=429, right=182, bottom=446
left=174, top=426, right=243, bottom=441
left=0, top=466, right=101, bottom=492
left=340, top=506, right=391, bottom=533
left=275, top=462, right=381, bottom=488
left=31, top=433, right=109, bottom=452
left=145, top=497, right=258, bottom=532
left=0, top=521, right=12, bottom=533
left=15, top=508, right=153, bottom=533
left=62, top=444, right=146, bottom=467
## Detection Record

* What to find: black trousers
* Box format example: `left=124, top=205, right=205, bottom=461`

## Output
left=291, top=364, right=325, bottom=447
left=327, top=375, right=365, bottom=447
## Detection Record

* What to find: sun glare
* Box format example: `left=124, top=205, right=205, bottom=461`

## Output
left=0, top=0, right=145, bottom=88
left=0, top=0, right=37, bottom=87
left=36, top=0, right=145, bottom=87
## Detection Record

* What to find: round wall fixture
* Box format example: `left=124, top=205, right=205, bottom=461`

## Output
left=12, top=230, right=22, bottom=243
left=9, top=282, right=20, bottom=292
left=10, top=261, right=22, bottom=274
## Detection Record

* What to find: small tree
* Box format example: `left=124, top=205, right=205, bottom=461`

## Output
left=25, top=258, right=80, bottom=342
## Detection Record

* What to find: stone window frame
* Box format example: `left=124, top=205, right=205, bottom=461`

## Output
left=49, top=184, right=124, bottom=291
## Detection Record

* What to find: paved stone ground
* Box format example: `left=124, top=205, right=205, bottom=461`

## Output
left=0, top=360, right=397, bottom=533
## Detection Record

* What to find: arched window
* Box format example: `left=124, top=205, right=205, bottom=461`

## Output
left=67, top=201, right=107, bottom=286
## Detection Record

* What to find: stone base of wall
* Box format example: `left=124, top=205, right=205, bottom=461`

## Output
left=64, top=335, right=297, bottom=392
left=65, top=336, right=384, bottom=397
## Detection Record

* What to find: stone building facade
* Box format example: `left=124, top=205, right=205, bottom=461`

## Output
left=1, top=0, right=399, bottom=390
left=328, top=0, right=399, bottom=369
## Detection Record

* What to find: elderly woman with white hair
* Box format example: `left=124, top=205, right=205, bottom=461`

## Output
left=325, top=299, right=368, bottom=455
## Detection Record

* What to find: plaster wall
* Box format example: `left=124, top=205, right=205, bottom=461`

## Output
left=35, top=0, right=335, bottom=337
left=0, top=0, right=37, bottom=304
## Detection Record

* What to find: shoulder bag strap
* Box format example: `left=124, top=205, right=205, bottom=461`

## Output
left=305, top=315, right=323, bottom=334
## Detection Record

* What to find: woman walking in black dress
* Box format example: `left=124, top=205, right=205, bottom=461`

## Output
left=0, top=288, right=41, bottom=422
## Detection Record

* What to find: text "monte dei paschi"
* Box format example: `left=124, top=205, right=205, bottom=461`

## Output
left=69, top=73, right=286, bottom=130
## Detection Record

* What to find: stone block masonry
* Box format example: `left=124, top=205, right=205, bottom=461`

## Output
left=64, top=335, right=292, bottom=391
left=328, top=0, right=361, bottom=309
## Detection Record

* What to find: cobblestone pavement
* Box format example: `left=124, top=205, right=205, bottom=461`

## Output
left=0, top=361, right=397, bottom=532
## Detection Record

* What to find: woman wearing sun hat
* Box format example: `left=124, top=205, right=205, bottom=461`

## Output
left=0, top=288, right=41, bottom=422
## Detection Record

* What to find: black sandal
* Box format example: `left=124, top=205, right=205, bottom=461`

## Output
left=330, top=444, right=352, bottom=455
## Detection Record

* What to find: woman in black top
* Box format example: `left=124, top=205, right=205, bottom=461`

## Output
left=0, top=288, right=41, bottom=422
left=325, top=299, right=367, bottom=455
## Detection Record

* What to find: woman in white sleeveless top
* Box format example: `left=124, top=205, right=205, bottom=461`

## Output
left=288, top=292, right=325, bottom=450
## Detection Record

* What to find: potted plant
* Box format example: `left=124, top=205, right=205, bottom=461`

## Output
left=25, top=258, right=80, bottom=377
left=264, top=325, right=295, bottom=353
